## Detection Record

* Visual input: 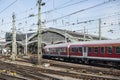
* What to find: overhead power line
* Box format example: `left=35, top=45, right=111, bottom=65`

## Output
left=46, top=0, right=117, bottom=23
left=42, top=0, right=88, bottom=14
left=0, top=0, right=86, bottom=20
left=0, top=0, right=18, bottom=14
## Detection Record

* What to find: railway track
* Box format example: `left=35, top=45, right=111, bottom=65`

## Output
left=0, top=55, right=120, bottom=80
left=0, top=61, right=60, bottom=80
left=47, top=59, right=120, bottom=77
left=0, top=73, right=25, bottom=80
left=29, top=55, right=120, bottom=77
left=1, top=61, right=119, bottom=80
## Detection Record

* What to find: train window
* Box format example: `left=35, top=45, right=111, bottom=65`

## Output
left=116, top=46, right=120, bottom=54
left=84, top=47, right=86, bottom=52
left=71, top=48, right=73, bottom=52
left=46, top=48, right=50, bottom=52
left=75, top=47, right=78, bottom=52
left=107, top=46, right=112, bottom=54
left=79, top=47, right=82, bottom=52
left=49, top=48, right=52, bottom=52
left=71, top=47, right=78, bottom=52
left=56, top=48, right=59, bottom=52
left=88, top=47, right=92, bottom=53
left=100, top=47, right=105, bottom=53
left=60, top=48, right=62, bottom=52
left=94, top=47, right=98, bottom=53
left=61, top=48, right=63, bottom=52
left=63, top=48, right=67, bottom=52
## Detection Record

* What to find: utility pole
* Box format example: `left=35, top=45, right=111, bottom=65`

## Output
left=12, top=12, right=17, bottom=61
left=37, top=0, right=42, bottom=65
left=99, top=18, right=101, bottom=40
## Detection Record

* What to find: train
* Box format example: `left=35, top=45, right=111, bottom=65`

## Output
left=43, top=40, right=120, bottom=65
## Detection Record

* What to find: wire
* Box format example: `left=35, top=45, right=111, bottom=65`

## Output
left=59, top=0, right=74, bottom=6
left=16, top=6, right=37, bottom=15
left=1, top=0, right=119, bottom=28
left=42, top=0, right=88, bottom=14
left=45, top=0, right=117, bottom=23
left=0, top=0, right=18, bottom=14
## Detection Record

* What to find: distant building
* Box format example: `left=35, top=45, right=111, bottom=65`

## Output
left=5, top=27, right=110, bottom=44
left=4, top=27, right=110, bottom=54
left=5, top=32, right=34, bottom=41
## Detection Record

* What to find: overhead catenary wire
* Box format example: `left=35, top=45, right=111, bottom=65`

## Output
left=0, top=0, right=87, bottom=20
left=0, top=0, right=18, bottom=14
left=0, top=0, right=118, bottom=26
left=1, top=9, right=120, bottom=28
left=48, top=11, right=120, bottom=29
left=45, top=0, right=117, bottom=23
left=0, top=0, right=119, bottom=32
left=43, top=0, right=88, bottom=14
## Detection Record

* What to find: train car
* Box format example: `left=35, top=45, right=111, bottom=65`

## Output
left=43, top=43, right=70, bottom=59
left=82, top=40, right=120, bottom=63
left=68, top=43, right=85, bottom=62
left=43, top=40, right=120, bottom=64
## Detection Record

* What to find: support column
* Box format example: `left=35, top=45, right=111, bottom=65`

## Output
left=37, top=0, right=42, bottom=65
left=11, top=12, right=17, bottom=61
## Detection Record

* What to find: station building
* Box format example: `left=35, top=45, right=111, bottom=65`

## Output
left=1, top=27, right=109, bottom=54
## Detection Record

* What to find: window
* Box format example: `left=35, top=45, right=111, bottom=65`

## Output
left=49, top=48, right=52, bottom=52
left=46, top=48, right=50, bottom=52
left=108, top=46, right=112, bottom=54
left=71, top=48, right=74, bottom=52
left=63, top=48, right=67, bottom=52
left=56, top=48, right=59, bottom=52
left=71, top=47, right=78, bottom=52
left=94, top=47, right=98, bottom=53
left=52, top=48, right=55, bottom=52
left=79, top=47, right=82, bottom=52
left=100, top=47, right=105, bottom=53
left=116, top=46, right=120, bottom=54
left=88, top=47, right=92, bottom=53
left=84, top=47, right=86, bottom=52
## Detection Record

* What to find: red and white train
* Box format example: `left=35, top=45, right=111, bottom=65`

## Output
left=43, top=40, right=120, bottom=64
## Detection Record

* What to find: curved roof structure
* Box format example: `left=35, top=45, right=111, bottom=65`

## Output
left=27, top=27, right=109, bottom=45
left=3, top=27, right=110, bottom=47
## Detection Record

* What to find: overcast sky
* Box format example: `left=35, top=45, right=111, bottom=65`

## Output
left=0, top=0, right=120, bottom=39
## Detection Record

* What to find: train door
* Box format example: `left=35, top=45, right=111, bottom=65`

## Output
left=83, top=47, right=88, bottom=57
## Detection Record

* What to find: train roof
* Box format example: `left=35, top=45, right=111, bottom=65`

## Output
left=44, top=40, right=120, bottom=48
left=71, top=39, right=120, bottom=45
left=44, top=43, right=69, bottom=48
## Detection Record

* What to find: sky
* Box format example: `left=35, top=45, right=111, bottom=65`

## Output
left=0, top=0, right=120, bottom=39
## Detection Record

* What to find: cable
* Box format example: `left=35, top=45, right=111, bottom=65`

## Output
left=16, top=6, right=37, bottom=15
left=0, top=0, right=18, bottom=14
left=45, top=0, right=117, bottom=23
left=42, top=0, right=88, bottom=14
left=1, top=0, right=119, bottom=27
left=59, top=0, right=74, bottom=6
